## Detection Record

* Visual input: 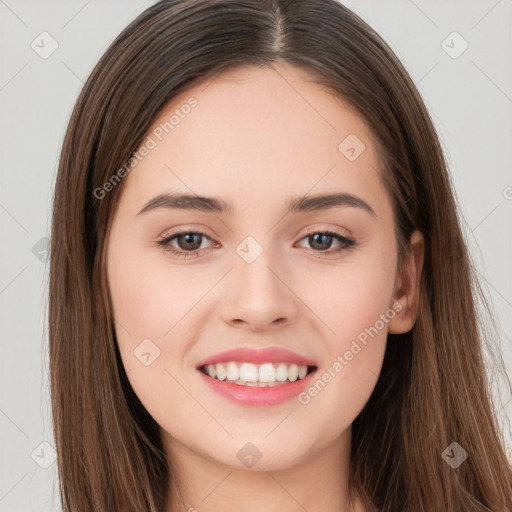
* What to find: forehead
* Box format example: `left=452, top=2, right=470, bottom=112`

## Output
left=119, top=62, right=388, bottom=218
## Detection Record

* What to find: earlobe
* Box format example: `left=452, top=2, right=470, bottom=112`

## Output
left=388, top=230, right=425, bottom=334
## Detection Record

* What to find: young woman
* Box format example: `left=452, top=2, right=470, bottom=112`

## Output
left=49, top=1, right=512, bottom=511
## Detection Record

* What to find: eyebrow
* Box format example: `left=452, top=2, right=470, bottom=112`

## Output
left=137, top=192, right=376, bottom=217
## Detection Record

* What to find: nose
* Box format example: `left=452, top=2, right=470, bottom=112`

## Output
left=219, top=247, right=300, bottom=332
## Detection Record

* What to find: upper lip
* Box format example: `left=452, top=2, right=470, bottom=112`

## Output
left=196, top=347, right=318, bottom=368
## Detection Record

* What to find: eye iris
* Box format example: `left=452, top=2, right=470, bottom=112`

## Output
left=177, top=233, right=202, bottom=250
left=309, top=233, right=333, bottom=251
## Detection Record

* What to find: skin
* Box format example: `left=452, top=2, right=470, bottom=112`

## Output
left=106, top=61, right=424, bottom=512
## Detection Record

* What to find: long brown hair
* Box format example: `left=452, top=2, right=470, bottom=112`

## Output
left=49, top=1, right=512, bottom=510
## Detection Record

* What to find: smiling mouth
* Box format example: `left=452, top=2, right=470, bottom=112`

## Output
left=198, top=362, right=318, bottom=387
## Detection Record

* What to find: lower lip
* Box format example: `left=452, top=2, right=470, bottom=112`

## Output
left=197, top=368, right=318, bottom=406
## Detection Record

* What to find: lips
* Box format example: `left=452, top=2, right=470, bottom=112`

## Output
left=195, top=347, right=318, bottom=368
left=195, top=347, right=319, bottom=406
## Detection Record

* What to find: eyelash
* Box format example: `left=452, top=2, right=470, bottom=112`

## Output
left=157, top=229, right=356, bottom=259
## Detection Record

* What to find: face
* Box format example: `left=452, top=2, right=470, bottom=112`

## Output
left=106, top=62, right=413, bottom=472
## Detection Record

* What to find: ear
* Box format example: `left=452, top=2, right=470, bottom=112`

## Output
left=388, top=230, right=425, bottom=334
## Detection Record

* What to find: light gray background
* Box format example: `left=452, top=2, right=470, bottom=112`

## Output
left=0, top=1, right=511, bottom=510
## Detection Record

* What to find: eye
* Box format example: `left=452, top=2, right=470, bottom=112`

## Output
left=157, top=229, right=356, bottom=259
left=157, top=229, right=215, bottom=259
left=296, top=231, right=356, bottom=255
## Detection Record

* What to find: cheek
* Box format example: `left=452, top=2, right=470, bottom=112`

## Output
left=107, top=241, right=225, bottom=386
left=299, top=251, right=396, bottom=419
left=309, top=244, right=396, bottom=342
left=108, top=250, right=210, bottom=348
left=107, top=245, right=206, bottom=423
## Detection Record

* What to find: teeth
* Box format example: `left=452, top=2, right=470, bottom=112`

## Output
left=215, top=363, right=227, bottom=381
left=201, top=361, right=313, bottom=385
left=240, top=362, right=258, bottom=382
left=226, top=361, right=239, bottom=381
left=275, top=363, right=289, bottom=382
left=258, top=362, right=276, bottom=382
